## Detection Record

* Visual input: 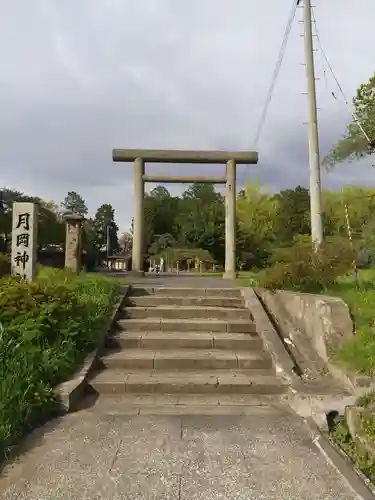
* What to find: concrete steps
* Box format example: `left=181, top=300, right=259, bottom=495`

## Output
left=130, top=287, right=242, bottom=297
left=100, top=348, right=272, bottom=370
left=126, top=296, right=245, bottom=308
left=122, top=306, right=253, bottom=321
left=80, top=394, right=285, bottom=416
left=88, top=286, right=287, bottom=404
left=106, top=331, right=263, bottom=350
left=117, top=318, right=257, bottom=333
left=90, top=369, right=285, bottom=395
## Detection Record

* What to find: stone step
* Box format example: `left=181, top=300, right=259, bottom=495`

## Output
left=126, top=296, right=244, bottom=308
left=130, top=287, right=242, bottom=298
left=100, top=349, right=272, bottom=370
left=106, top=331, right=263, bottom=350
left=89, top=369, right=286, bottom=395
left=116, top=318, right=257, bottom=333
left=86, top=404, right=283, bottom=416
left=80, top=394, right=285, bottom=416
left=121, top=306, right=252, bottom=321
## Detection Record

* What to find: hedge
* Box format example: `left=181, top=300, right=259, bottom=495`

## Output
left=0, top=267, right=120, bottom=461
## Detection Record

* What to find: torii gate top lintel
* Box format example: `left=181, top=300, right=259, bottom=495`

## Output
left=112, top=149, right=258, bottom=165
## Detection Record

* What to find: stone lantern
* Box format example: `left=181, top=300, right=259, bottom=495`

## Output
left=64, top=213, right=84, bottom=273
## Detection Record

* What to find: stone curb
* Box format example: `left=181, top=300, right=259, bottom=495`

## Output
left=240, top=287, right=300, bottom=387
left=286, top=388, right=356, bottom=431
left=305, top=417, right=375, bottom=499
left=54, top=285, right=130, bottom=412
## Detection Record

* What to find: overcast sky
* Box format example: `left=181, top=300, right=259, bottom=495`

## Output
left=1, top=0, right=374, bottom=232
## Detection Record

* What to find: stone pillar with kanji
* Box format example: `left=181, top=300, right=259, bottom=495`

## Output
left=64, top=214, right=84, bottom=273
left=11, top=202, right=38, bottom=280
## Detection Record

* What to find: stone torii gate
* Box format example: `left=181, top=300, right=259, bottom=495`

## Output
left=112, top=149, right=259, bottom=279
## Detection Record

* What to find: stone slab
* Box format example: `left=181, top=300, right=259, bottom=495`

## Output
left=217, top=373, right=286, bottom=395
left=117, top=318, right=257, bottom=333
left=127, top=296, right=244, bottom=308
left=153, top=349, right=238, bottom=370
left=81, top=394, right=284, bottom=414
left=141, top=331, right=215, bottom=349
left=89, top=369, right=286, bottom=395
left=133, top=286, right=242, bottom=296
left=110, top=331, right=262, bottom=350
left=213, top=333, right=262, bottom=349
left=125, top=371, right=220, bottom=394
left=101, top=348, right=155, bottom=369
left=123, top=306, right=252, bottom=321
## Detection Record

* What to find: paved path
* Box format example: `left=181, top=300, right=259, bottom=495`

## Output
left=0, top=405, right=358, bottom=499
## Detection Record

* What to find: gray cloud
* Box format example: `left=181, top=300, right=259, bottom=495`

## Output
left=0, top=0, right=374, bottom=231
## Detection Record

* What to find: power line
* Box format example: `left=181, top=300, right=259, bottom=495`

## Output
left=311, top=8, right=373, bottom=146
left=252, top=0, right=299, bottom=148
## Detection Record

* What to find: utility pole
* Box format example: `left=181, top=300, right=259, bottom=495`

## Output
left=302, top=0, right=323, bottom=247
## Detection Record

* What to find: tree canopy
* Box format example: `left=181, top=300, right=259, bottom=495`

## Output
left=61, top=191, right=88, bottom=217
left=4, top=180, right=375, bottom=272
left=92, top=203, right=119, bottom=253
left=0, top=188, right=65, bottom=252
left=323, top=72, right=375, bottom=168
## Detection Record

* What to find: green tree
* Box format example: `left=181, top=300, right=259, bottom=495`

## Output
left=143, top=186, right=180, bottom=255
left=148, top=233, right=176, bottom=255
left=236, top=181, right=279, bottom=267
left=61, top=191, right=88, bottom=217
left=0, top=189, right=22, bottom=251
left=92, top=204, right=119, bottom=253
left=119, top=231, right=132, bottom=252
left=274, top=186, right=311, bottom=243
left=322, top=186, right=375, bottom=244
left=37, top=199, right=65, bottom=247
left=176, top=183, right=225, bottom=264
left=323, top=72, right=375, bottom=168
left=0, top=189, right=64, bottom=251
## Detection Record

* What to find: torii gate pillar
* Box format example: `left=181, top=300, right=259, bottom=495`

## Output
left=132, top=157, right=145, bottom=274
left=223, top=159, right=236, bottom=280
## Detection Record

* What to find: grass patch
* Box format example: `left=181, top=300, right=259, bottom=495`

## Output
left=236, top=271, right=260, bottom=287
left=0, top=267, right=120, bottom=462
left=330, top=415, right=375, bottom=484
left=328, top=269, right=375, bottom=375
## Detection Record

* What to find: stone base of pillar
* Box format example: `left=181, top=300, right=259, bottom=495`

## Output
left=222, top=271, right=238, bottom=280
left=128, top=270, right=145, bottom=277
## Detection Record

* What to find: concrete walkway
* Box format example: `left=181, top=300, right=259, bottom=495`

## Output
left=0, top=405, right=358, bottom=499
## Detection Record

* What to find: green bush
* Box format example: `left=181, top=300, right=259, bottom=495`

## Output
left=0, top=268, right=120, bottom=461
left=258, top=238, right=355, bottom=293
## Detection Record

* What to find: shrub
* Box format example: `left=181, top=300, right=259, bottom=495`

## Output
left=0, top=268, right=120, bottom=461
left=258, top=237, right=356, bottom=293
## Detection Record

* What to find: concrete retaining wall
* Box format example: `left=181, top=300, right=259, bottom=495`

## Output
left=255, top=288, right=357, bottom=391
left=256, top=288, right=354, bottom=363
